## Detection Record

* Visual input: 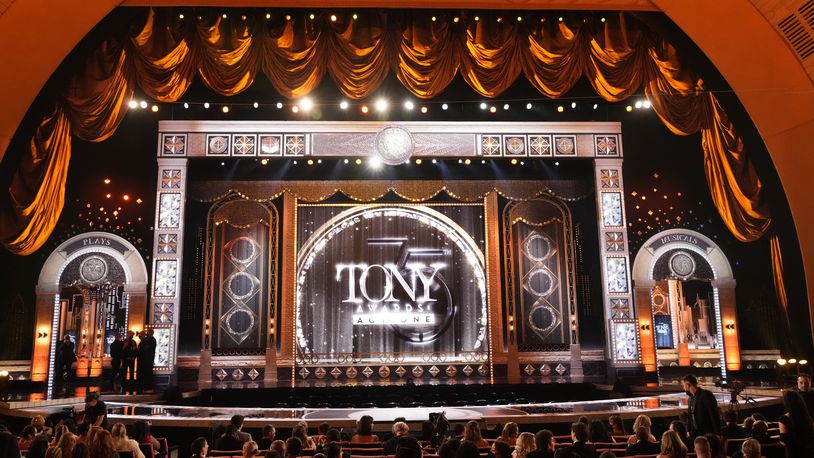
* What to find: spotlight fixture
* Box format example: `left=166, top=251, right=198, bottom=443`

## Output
left=361, top=105, right=369, bottom=114
left=479, top=102, right=487, bottom=110
left=453, top=17, right=460, bottom=23
left=556, top=106, right=564, bottom=112
left=276, top=102, right=283, bottom=109
left=253, top=102, right=259, bottom=109
left=261, top=159, right=268, bottom=165
left=554, top=161, right=560, bottom=166
left=128, top=100, right=138, bottom=109
left=601, top=17, right=606, bottom=22
left=339, top=100, right=349, bottom=110
left=403, top=100, right=414, bottom=110
left=266, top=13, right=271, bottom=19
left=441, top=103, right=449, bottom=110
left=489, top=106, right=497, bottom=113
left=355, top=158, right=362, bottom=165
left=634, top=100, right=643, bottom=109
left=432, top=159, right=437, bottom=164
left=139, top=101, right=148, bottom=109
left=415, top=159, right=422, bottom=165
left=285, top=15, right=291, bottom=21
left=123, top=195, right=130, bottom=201
left=103, top=178, right=111, bottom=184
left=307, top=159, right=314, bottom=166
left=292, top=105, right=300, bottom=113
left=343, top=159, right=349, bottom=164
left=179, top=13, right=184, bottom=19
left=330, top=14, right=337, bottom=22
left=368, top=157, right=383, bottom=169
left=183, top=102, right=189, bottom=109
left=431, top=16, right=437, bottom=22
left=374, top=99, right=389, bottom=112
left=151, top=105, right=159, bottom=112
left=352, top=13, right=358, bottom=20
left=222, top=106, right=230, bottom=113
left=503, top=103, right=510, bottom=110
left=643, top=100, right=652, bottom=109
left=517, top=16, right=522, bottom=22
left=526, top=103, right=532, bottom=109
left=464, top=159, right=471, bottom=165
left=204, top=102, right=210, bottom=109
left=420, top=106, right=428, bottom=113
left=222, top=13, right=227, bottom=19
left=593, top=103, right=598, bottom=109
left=299, top=97, right=314, bottom=112
left=511, top=159, right=518, bottom=165
left=571, top=102, right=576, bottom=109
left=625, top=105, right=633, bottom=112
left=474, top=16, right=480, bottom=21
left=309, top=13, right=315, bottom=20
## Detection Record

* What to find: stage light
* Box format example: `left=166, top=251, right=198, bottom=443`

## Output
left=464, top=159, right=471, bottom=165
left=626, top=105, right=633, bottom=112
left=489, top=106, right=497, bottom=113
left=292, top=105, right=300, bottom=113
left=554, top=161, right=560, bottom=166
left=558, top=16, right=563, bottom=22
left=480, top=102, right=487, bottom=110
left=339, top=100, right=349, bottom=110
left=481, top=160, right=486, bottom=164
left=441, top=103, right=448, bottom=110
left=520, top=161, right=525, bottom=165
left=276, top=102, right=283, bottom=109
left=557, top=106, right=564, bottom=112
left=299, top=97, right=314, bottom=112
left=241, top=15, right=247, bottom=21
left=634, top=100, right=643, bottom=109
left=374, top=99, right=389, bottom=112
left=571, top=102, right=576, bottom=109
left=458, top=159, right=462, bottom=164
left=503, top=104, right=510, bottom=110
left=106, top=194, right=111, bottom=199
left=497, top=17, right=503, bottom=23
left=361, top=105, right=369, bottom=114
left=179, top=13, right=184, bottom=19
left=343, top=159, right=349, bottom=164
left=790, top=358, right=798, bottom=364
left=253, top=102, right=259, bottom=109
left=511, top=159, right=518, bottom=165
left=222, top=106, right=229, bottom=113
left=403, top=100, right=414, bottom=110
left=286, top=15, right=291, bottom=21
left=123, top=195, right=130, bottom=201
left=204, top=102, right=210, bottom=109
left=593, top=103, right=598, bottom=109
left=309, top=13, right=315, bottom=20
left=802, top=360, right=809, bottom=365
left=222, top=13, right=228, bottom=19
left=330, top=14, right=337, bottom=22
left=352, top=13, right=358, bottom=20
left=151, top=105, right=159, bottom=112
left=104, top=178, right=111, bottom=184
left=220, top=162, right=225, bottom=166
left=415, top=159, right=422, bottom=165
left=601, top=17, right=606, bottom=22
left=307, top=159, right=314, bottom=166
left=431, top=16, right=437, bottom=22
left=526, top=103, right=532, bottom=109
left=432, top=159, right=437, bottom=164
left=453, top=17, right=460, bottom=23
left=183, top=102, right=189, bottom=109
left=128, top=100, right=138, bottom=109
left=420, top=106, right=428, bottom=113
left=139, top=100, right=148, bottom=109
left=368, top=157, right=383, bottom=169
left=266, top=13, right=271, bottom=19
left=355, top=158, right=362, bottom=165
left=474, top=16, right=480, bottom=21
left=517, top=16, right=522, bottom=22
left=643, top=100, right=652, bottom=109
left=317, top=159, right=322, bottom=164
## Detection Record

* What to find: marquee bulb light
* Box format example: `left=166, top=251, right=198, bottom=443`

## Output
left=139, top=101, right=148, bottom=109
left=183, top=102, right=189, bottom=109
left=339, top=100, right=349, bottom=110
left=635, top=100, right=643, bottom=109
left=479, top=102, right=487, bottom=110
left=375, top=98, right=389, bottom=112
left=403, top=100, right=414, bottom=110
left=526, top=103, right=532, bottom=109
left=128, top=100, right=138, bottom=109
left=299, top=97, right=314, bottom=112
left=276, top=102, right=283, bottom=109
left=204, top=102, right=210, bottom=109
left=151, top=105, right=159, bottom=112
left=441, top=103, right=448, bottom=110
left=557, top=105, right=564, bottom=112
left=503, top=103, right=510, bottom=110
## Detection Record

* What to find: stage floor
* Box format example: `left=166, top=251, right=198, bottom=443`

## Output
left=0, top=390, right=781, bottom=429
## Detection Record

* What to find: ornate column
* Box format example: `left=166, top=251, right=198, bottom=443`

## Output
left=593, top=154, right=641, bottom=370
left=150, top=134, right=190, bottom=377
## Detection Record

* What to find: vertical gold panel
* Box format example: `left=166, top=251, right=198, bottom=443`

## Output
left=484, top=192, right=505, bottom=378
left=279, top=193, right=297, bottom=365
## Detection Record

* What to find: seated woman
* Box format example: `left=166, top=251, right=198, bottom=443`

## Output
left=131, top=420, right=162, bottom=456
left=110, top=423, right=145, bottom=458
left=626, top=415, right=656, bottom=446
left=463, top=421, right=490, bottom=449
left=657, top=431, right=687, bottom=458
left=608, top=415, right=626, bottom=437
left=293, top=425, right=317, bottom=450
left=351, top=416, right=380, bottom=444
left=512, top=432, right=535, bottom=458
left=493, top=423, right=519, bottom=451
left=243, top=441, right=259, bottom=458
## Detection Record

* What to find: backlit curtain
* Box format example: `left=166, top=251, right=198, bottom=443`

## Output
left=0, top=9, right=773, bottom=255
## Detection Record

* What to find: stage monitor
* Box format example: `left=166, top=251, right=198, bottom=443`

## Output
left=295, top=204, right=489, bottom=365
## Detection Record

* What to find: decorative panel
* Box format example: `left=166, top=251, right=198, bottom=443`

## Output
left=157, top=234, right=177, bottom=254
left=153, top=260, right=178, bottom=297
left=601, top=192, right=623, bottom=227
left=284, top=134, right=307, bottom=156
left=158, top=193, right=181, bottom=229
left=161, top=170, right=182, bottom=189
left=600, top=169, right=620, bottom=188
left=595, top=135, right=619, bottom=156
left=606, top=257, right=629, bottom=293
left=147, top=324, right=176, bottom=371
left=153, top=302, right=174, bottom=323
left=528, top=135, right=552, bottom=156
left=611, top=320, right=640, bottom=362
left=232, top=134, right=257, bottom=156
left=480, top=135, right=502, bottom=156
left=206, top=135, right=230, bottom=156
left=553, top=135, right=577, bottom=156
left=503, top=135, right=527, bottom=156
left=162, top=134, right=186, bottom=156
left=259, top=135, right=282, bottom=156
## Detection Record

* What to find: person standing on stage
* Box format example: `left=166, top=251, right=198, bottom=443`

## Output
left=138, top=329, right=157, bottom=393
left=682, top=374, right=721, bottom=437
left=56, top=335, right=77, bottom=382
left=121, top=331, right=138, bottom=388
left=796, top=373, right=814, bottom=418
left=109, top=332, right=123, bottom=385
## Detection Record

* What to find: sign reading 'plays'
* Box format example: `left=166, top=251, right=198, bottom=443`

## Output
left=63, top=235, right=129, bottom=255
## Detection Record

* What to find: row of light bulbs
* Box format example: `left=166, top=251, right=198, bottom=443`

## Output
left=129, top=97, right=653, bottom=114
left=177, top=12, right=606, bottom=25
left=248, top=157, right=558, bottom=168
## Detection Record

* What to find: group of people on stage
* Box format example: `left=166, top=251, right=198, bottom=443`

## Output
left=54, top=329, right=157, bottom=393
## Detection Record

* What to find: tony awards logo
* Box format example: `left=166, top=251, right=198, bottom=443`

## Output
left=336, top=238, right=454, bottom=343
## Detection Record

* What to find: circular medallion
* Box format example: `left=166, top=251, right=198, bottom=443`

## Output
left=79, top=255, right=108, bottom=284
left=375, top=126, right=415, bottom=165
left=226, top=271, right=258, bottom=301
left=669, top=251, right=696, bottom=278
left=525, top=267, right=557, bottom=297
left=522, top=233, right=554, bottom=262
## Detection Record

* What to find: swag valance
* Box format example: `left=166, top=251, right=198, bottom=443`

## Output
left=0, top=9, right=771, bottom=256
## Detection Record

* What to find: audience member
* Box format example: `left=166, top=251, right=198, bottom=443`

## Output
left=682, top=374, right=721, bottom=436
left=325, top=442, right=344, bottom=458
left=751, top=420, right=779, bottom=444
left=438, top=439, right=461, bottom=458
left=453, top=424, right=465, bottom=439
left=526, top=429, right=554, bottom=458
left=18, top=425, right=35, bottom=450
left=463, top=421, right=489, bottom=448
left=50, top=425, right=68, bottom=446
left=513, top=432, right=536, bottom=458
left=89, top=430, right=119, bottom=458
left=457, top=440, right=481, bottom=458
left=231, top=415, right=252, bottom=443
left=216, top=425, right=248, bottom=450
left=385, top=422, right=411, bottom=455
left=693, top=436, right=710, bottom=458
left=317, top=423, right=330, bottom=447
left=608, top=415, right=625, bottom=436
left=597, top=453, right=617, bottom=458
left=703, top=434, right=725, bottom=458
left=52, top=432, right=76, bottom=458
left=111, top=423, right=146, bottom=458
left=286, top=437, right=303, bottom=458
left=395, top=436, right=422, bottom=458
left=270, top=440, right=286, bottom=458
left=492, top=422, right=519, bottom=453
left=798, top=373, right=814, bottom=418
left=191, top=437, right=209, bottom=458
left=669, top=420, right=692, bottom=449
left=493, top=441, right=512, bottom=458
left=722, top=410, right=747, bottom=440
left=26, top=436, right=49, bottom=458
left=578, top=417, right=589, bottom=426
left=258, top=425, right=276, bottom=450
left=626, top=416, right=656, bottom=446
left=779, top=390, right=814, bottom=457
left=132, top=420, right=161, bottom=455
left=72, top=443, right=90, bottom=458
left=293, top=424, right=317, bottom=449
left=351, top=416, right=379, bottom=443
left=740, top=438, right=760, bottom=458
left=589, top=421, right=612, bottom=443
left=624, top=426, right=660, bottom=457
left=742, top=417, right=755, bottom=436
left=560, top=422, right=597, bottom=458
left=243, top=441, right=259, bottom=458
left=657, top=431, right=687, bottom=458
left=30, top=415, right=53, bottom=437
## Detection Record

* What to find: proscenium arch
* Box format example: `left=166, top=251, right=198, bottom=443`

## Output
left=2, top=1, right=813, bottom=345
left=632, top=229, right=734, bottom=284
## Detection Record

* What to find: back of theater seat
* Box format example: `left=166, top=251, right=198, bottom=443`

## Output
left=760, top=443, right=785, bottom=458
left=118, top=452, right=134, bottom=458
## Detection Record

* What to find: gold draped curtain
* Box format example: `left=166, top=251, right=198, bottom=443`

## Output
left=0, top=9, right=774, bottom=256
